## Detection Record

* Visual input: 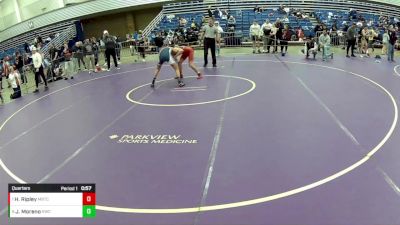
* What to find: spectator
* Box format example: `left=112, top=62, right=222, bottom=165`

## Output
left=360, top=26, right=369, bottom=55
left=49, top=44, right=58, bottom=63
left=227, top=15, right=236, bottom=31
left=367, top=27, right=377, bottom=56
left=103, top=30, right=119, bottom=70
left=202, top=16, right=207, bottom=25
left=0, top=88, right=3, bottom=104
left=115, top=36, right=122, bottom=62
left=137, top=31, right=147, bottom=62
left=388, top=25, right=397, bottom=62
left=346, top=23, right=357, bottom=57
left=268, top=23, right=278, bottom=53
left=8, top=66, right=21, bottom=99
left=72, top=42, right=87, bottom=71
left=314, top=23, right=323, bottom=34
left=330, top=24, right=339, bottom=46
left=179, top=17, right=187, bottom=28
left=215, top=21, right=224, bottom=56
left=15, top=51, right=25, bottom=84
left=214, top=8, right=222, bottom=18
left=48, top=44, right=59, bottom=82
left=207, top=6, right=213, bottom=18
left=268, top=11, right=274, bottom=17
left=261, top=19, right=273, bottom=52
left=45, top=36, right=51, bottom=44
left=2, top=56, right=11, bottom=88
left=302, top=37, right=318, bottom=59
left=0, top=60, right=3, bottom=104
left=275, top=20, right=284, bottom=52
left=62, top=42, right=74, bottom=80
left=154, top=32, right=164, bottom=52
left=319, top=29, right=332, bottom=61
left=342, top=21, right=349, bottom=30
left=297, top=27, right=305, bottom=41
left=280, top=25, right=291, bottom=56
left=349, top=8, right=357, bottom=20
left=24, top=42, right=31, bottom=53
left=331, top=23, right=338, bottom=32
left=222, top=9, right=228, bottom=20
left=90, top=37, right=100, bottom=67
left=367, top=20, right=374, bottom=27
left=278, top=4, right=285, bottom=14
left=83, top=39, right=96, bottom=74
left=32, top=47, right=48, bottom=92
left=250, top=20, right=262, bottom=53
left=282, top=16, right=289, bottom=23
left=36, top=36, right=43, bottom=46
left=166, top=14, right=175, bottom=23
left=382, top=28, right=389, bottom=55
left=190, top=19, right=198, bottom=30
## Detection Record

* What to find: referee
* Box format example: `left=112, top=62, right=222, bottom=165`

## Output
left=201, top=18, right=220, bottom=67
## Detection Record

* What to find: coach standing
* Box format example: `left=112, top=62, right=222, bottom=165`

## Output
left=103, top=30, right=119, bottom=71
left=346, top=23, right=357, bottom=57
left=201, top=18, right=220, bottom=67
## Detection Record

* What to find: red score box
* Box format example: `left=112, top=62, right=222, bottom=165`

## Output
left=83, top=192, right=96, bottom=205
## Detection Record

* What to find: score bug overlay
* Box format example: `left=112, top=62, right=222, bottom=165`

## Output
left=8, top=184, right=96, bottom=218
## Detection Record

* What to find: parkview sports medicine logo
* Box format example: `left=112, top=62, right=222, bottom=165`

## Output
left=109, top=134, right=198, bottom=144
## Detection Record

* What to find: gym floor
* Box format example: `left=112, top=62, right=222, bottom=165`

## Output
left=0, top=49, right=399, bottom=225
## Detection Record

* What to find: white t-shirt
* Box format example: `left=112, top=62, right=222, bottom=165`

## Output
left=8, top=72, right=21, bottom=88
left=250, top=24, right=261, bottom=36
left=32, top=52, right=43, bottom=69
left=261, top=23, right=273, bottom=31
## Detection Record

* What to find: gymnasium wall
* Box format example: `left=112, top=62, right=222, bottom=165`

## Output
left=18, top=0, right=63, bottom=21
left=0, top=0, right=169, bottom=43
left=81, top=7, right=161, bottom=39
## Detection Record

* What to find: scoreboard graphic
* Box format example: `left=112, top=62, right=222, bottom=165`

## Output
left=8, top=184, right=96, bottom=218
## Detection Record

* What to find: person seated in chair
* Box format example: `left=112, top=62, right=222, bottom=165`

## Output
left=227, top=16, right=236, bottom=31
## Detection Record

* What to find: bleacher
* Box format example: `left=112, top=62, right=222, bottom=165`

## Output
left=154, top=8, right=313, bottom=38
left=314, top=9, right=396, bottom=38
left=0, top=21, right=77, bottom=59
left=157, top=0, right=400, bottom=37
left=315, top=9, right=381, bottom=29
left=162, top=0, right=400, bottom=19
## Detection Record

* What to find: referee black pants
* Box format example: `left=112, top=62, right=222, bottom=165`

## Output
left=204, top=38, right=216, bottom=66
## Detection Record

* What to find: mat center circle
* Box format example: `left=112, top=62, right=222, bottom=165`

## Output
left=126, top=75, right=256, bottom=107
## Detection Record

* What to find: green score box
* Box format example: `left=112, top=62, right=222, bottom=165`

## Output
left=83, top=205, right=96, bottom=218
